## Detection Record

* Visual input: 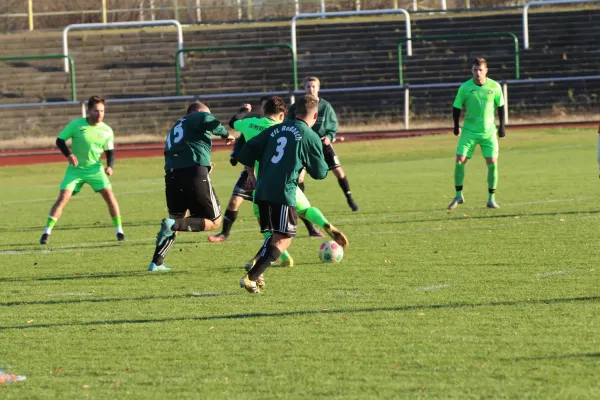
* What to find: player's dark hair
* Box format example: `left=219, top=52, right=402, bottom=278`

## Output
left=259, top=95, right=271, bottom=105
left=294, top=94, right=318, bottom=117
left=186, top=102, right=209, bottom=115
left=472, top=57, right=487, bottom=68
left=88, top=95, right=105, bottom=110
left=262, top=96, right=287, bottom=116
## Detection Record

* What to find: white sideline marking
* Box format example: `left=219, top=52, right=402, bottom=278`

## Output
left=3, top=211, right=600, bottom=257
left=191, top=292, right=224, bottom=297
left=47, top=292, right=94, bottom=297
left=414, top=284, right=450, bottom=291
left=536, top=270, right=569, bottom=278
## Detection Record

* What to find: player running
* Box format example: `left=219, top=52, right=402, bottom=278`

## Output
left=148, top=102, right=235, bottom=271
left=288, top=76, right=359, bottom=212
left=236, top=95, right=349, bottom=293
left=448, top=57, right=506, bottom=210
left=208, top=96, right=324, bottom=242
left=39, top=95, right=125, bottom=245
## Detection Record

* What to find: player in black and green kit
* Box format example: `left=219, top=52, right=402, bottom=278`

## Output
left=236, top=95, right=349, bottom=293
left=449, top=57, right=505, bottom=210
left=148, top=102, right=235, bottom=271
left=40, top=95, right=125, bottom=245
left=288, top=76, right=359, bottom=212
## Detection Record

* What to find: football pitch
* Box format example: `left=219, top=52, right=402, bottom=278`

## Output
left=1, top=127, right=599, bottom=399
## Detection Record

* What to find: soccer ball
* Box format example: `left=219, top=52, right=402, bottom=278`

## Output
left=318, top=240, right=344, bottom=263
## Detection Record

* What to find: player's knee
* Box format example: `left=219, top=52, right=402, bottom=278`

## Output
left=206, top=216, right=222, bottom=230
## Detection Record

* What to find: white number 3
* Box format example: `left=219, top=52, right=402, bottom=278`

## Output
left=271, top=137, right=287, bottom=164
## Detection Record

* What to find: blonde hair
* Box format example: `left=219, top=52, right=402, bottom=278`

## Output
left=303, top=76, right=320, bottom=86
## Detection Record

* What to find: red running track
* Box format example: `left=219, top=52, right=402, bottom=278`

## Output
left=1, top=122, right=596, bottom=167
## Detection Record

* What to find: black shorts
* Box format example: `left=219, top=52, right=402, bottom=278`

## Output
left=323, top=143, right=341, bottom=170
left=256, top=200, right=298, bottom=237
left=165, top=166, right=221, bottom=220
left=231, top=169, right=254, bottom=200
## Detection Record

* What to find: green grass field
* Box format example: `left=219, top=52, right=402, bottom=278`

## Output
left=1, top=127, right=599, bottom=399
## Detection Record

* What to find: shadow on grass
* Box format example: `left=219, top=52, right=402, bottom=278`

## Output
left=0, top=292, right=237, bottom=308
left=1, top=295, right=598, bottom=331
left=389, top=209, right=600, bottom=226
left=0, top=220, right=159, bottom=234
left=0, top=270, right=190, bottom=283
left=505, top=352, right=600, bottom=362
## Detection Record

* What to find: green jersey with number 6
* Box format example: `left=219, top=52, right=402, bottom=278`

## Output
left=164, top=112, right=229, bottom=171
left=236, top=119, right=329, bottom=206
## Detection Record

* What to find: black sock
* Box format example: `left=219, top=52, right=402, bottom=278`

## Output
left=338, top=177, right=352, bottom=199
left=172, top=218, right=206, bottom=232
left=152, top=235, right=176, bottom=265
left=248, top=237, right=282, bottom=281
left=488, top=188, right=496, bottom=194
left=298, top=182, right=305, bottom=192
left=221, top=209, right=238, bottom=236
left=456, top=185, right=463, bottom=191
left=300, top=216, right=318, bottom=234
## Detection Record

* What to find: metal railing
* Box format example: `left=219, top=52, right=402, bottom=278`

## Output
left=523, top=0, right=600, bottom=49
left=397, top=32, right=520, bottom=86
left=62, top=20, right=184, bottom=72
left=4, top=0, right=468, bottom=31
left=0, top=54, right=76, bottom=101
left=1, top=75, right=598, bottom=131
left=174, top=44, right=298, bottom=96
left=291, top=8, right=412, bottom=64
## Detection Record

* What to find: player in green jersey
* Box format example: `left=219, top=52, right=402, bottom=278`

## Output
left=288, top=76, right=359, bottom=213
left=236, top=95, right=349, bottom=293
left=40, top=96, right=125, bottom=245
left=208, top=96, right=323, bottom=246
left=448, top=57, right=506, bottom=210
left=148, top=102, right=235, bottom=271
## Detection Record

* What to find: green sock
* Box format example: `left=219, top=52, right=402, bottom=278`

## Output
left=487, top=163, right=498, bottom=197
left=304, top=207, right=328, bottom=229
left=262, top=231, right=291, bottom=261
left=454, top=163, right=465, bottom=197
left=112, top=216, right=122, bottom=228
left=45, top=216, right=57, bottom=229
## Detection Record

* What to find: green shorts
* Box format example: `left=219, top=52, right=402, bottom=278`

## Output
left=252, top=186, right=312, bottom=217
left=60, top=165, right=111, bottom=195
left=456, top=129, right=499, bottom=159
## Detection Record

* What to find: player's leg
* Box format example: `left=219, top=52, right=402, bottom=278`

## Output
left=40, top=189, right=74, bottom=244
left=208, top=170, right=251, bottom=242
left=296, top=188, right=348, bottom=248
left=89, top=167, right=125, bottom=241
left=481, top=134, right=500, bottom=209
left=324, top=143, right=359, bottom=212
left=245, top=202, right=294, bottom=269
left=296, top=168, right=324, bottom=237
left=240, top=201, right=296, bottom=293
left=448, top=132, right=475, bottom=210
left=158, top=166, right=223, bottom=237
left=149, top=168, right=186, bottom=271
left=40, top=167, right=82, bottom=244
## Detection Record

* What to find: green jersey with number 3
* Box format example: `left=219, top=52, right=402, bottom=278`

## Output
left=164, top=112, right=229, bottom=171
left=236, top=119, right=329, bottom=206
